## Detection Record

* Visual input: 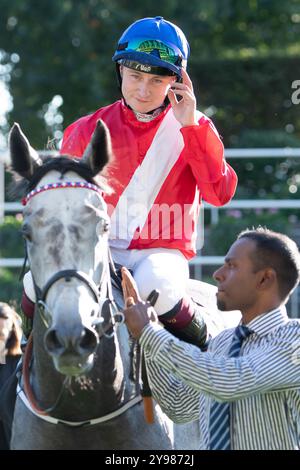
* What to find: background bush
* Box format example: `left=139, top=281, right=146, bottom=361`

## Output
left=0, top=216, right=23, bottom=307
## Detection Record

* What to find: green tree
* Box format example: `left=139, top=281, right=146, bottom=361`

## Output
left=1, top=1, right=300, bottom=226
left=0, top=0, right=299, bottom=146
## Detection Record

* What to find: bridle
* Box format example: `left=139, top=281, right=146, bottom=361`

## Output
left=22, top=180, right=124, bottom=336
left=18, top=179, right=142, bottom=425
left=35, top=266, right=124, bottom=339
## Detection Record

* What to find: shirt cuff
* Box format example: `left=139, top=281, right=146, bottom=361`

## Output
left=180, top=122, right=209, bottom=157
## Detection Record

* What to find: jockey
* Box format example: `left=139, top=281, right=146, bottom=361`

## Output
left=22, top=16, right=238, bottom=347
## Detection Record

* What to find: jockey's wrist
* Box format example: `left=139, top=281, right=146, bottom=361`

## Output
left=181, top=120, right=199, bottom=128
left=159, top=297, right=193, bottom=330
left=159, top=297, right=208, bottom=348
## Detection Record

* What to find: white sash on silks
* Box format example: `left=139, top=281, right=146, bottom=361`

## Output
left=109, top=109, right=201, bottom=249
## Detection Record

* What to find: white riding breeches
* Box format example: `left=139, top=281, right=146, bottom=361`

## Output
left=111, top=247, right=189, bottom=315
left=23, top=270, right=36, bottom=303
left=23, top=248, right=189, bottom=316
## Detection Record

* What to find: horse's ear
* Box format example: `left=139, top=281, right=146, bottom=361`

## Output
left=9, top=123, right=42, bottom=179
left=81, top=119, right=111, bottom=175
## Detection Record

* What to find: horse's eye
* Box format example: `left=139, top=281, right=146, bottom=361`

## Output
left=21, top=224, right=32, bottom=242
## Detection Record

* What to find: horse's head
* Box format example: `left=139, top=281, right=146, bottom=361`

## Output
left=9, top=121, right=113, bottom=376
left=0, top=302, right=22, bottom=360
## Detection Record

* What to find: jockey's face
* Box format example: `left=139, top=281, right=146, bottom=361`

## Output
left=120, top=65, right=176, bottom=113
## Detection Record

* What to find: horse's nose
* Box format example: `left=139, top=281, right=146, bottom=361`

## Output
left=44, top=326, right=98, bottom=356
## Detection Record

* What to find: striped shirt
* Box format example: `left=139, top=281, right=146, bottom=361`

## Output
left=140, top=306, right=300, bottom=450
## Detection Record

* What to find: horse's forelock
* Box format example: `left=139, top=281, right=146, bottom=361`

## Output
left=9, top=155, right=111, bottom=199
left=27, top=156, right=97, bottom=191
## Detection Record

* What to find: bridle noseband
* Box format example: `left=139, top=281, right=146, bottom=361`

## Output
left=36, top=266, right=124, bottom=339
left=40, top=270, right=100, bottom=304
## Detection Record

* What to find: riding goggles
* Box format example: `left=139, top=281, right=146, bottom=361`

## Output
left=115, top=39, right=183, bottom=67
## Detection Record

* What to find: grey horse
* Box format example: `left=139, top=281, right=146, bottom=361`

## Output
left=8, top=121, right=239, bottom=450
left=7, top=121, right=201, bottom=450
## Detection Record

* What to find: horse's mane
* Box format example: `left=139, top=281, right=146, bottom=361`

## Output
left=9, top=155, right=111, bottom=199
left=0, top=303, right=22, bottom=356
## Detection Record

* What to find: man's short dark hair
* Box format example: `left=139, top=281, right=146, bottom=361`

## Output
left=238, top=227, right=300, bottom=301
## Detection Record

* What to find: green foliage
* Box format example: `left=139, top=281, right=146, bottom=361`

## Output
left=0, top=215, right=23, bottom=257
left=0, top=216, right=23, bottom=306
left=191, top=56, right=300, bottom=148
left=190, top=54, right=300, bottom=199
left=203, top=210, right=297, bottom=256
left=0, top=267, right=22, bottom=307
left=0, top=0, right=299, bottom=147
left=231, top=156, right=300, bottom=199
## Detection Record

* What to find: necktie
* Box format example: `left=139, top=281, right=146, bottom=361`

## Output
left=209, top=325, right=252, bottom=450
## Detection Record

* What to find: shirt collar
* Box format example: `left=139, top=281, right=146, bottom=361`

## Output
left=120, top=99, right=170, bottom=126
left=245, top=306, right=289, bottom=336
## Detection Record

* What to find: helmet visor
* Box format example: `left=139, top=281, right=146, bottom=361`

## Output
left=116, top=38, right=183, bottom=67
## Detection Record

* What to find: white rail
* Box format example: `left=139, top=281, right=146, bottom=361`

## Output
left=225, top=148, right=300, bottom=158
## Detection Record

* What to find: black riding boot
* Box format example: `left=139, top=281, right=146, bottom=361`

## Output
left=159, top=297, right=208, bottom=350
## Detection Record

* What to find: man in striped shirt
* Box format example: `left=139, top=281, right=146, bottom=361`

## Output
left=123, top=227, right=300, bottom=450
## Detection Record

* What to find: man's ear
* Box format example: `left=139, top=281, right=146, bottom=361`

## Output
left=257, top=268, right=277, bottom=290
left=119, top=65, right=124, bottom=78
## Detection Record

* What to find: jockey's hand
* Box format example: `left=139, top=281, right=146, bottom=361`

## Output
left=122, top=267, right=158, bottom=339
left=167, top=69, right=199, bottom=127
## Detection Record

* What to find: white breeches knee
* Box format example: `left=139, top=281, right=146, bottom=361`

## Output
left=23, top=271, right=36, bottom=302
left=111, top=247, right=189, bottom=315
